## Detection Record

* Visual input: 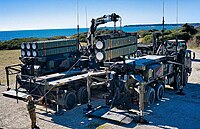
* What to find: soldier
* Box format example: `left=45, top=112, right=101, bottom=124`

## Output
left=26, top=95, right=44, bottom=129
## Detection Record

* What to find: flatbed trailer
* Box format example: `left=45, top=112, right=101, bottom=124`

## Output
left=4, top=65, right=109, bottom=110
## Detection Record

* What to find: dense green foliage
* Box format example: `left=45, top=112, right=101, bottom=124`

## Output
left=137, top=30, right=152, bottom=38
left=70, top=29, right=113, bottom=42
left=0, top=24, right=200, bottom=50
left=181, top=23, right=197, bottom=35
left=140, top=23, right=198, bottom=44
left=70, top=32, right=87, bottom=42
left=0, top=38, right=38, bottom=50
left=142, top=34, right=153, bottom=43
left=0, top=36, right=67, bottom=50
left=0, top=29, right=114, bottom=50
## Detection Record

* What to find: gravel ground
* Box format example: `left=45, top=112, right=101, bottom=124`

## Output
left=0, top=49, right=200, bottom=129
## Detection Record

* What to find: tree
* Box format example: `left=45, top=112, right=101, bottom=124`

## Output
left=142, top=34, right=153, bottom=44
left=138, top=30, right=152, bottom=38
left=181, top=23, right=197, bottom=35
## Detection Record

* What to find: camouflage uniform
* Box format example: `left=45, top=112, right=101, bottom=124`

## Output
left=27, top=100, right=37, bottom=129
left=26, top=96, right=43, bottom=129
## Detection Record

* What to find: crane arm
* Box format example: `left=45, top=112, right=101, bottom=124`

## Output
left=87, top=13, right=121, bottom=46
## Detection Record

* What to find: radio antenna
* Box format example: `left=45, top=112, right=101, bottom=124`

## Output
left=176, top=0, right=179, bottom=25
left=76, top=0, right=82, bottom=50
left=85, top=7, right=88, bottom=28
left=77, top=0, right=80, bottom=42
left=162, top=0, right=165, bottom=45
left=175, top=0, right=179, bottom=53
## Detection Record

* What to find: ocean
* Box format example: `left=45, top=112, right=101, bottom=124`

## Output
left=0, top=25, right=180, bottom=41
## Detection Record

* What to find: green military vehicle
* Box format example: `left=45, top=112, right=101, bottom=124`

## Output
left=3, top=14, right=194, bottom=124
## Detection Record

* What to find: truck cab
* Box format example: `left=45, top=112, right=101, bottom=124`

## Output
left=166, top=39, right=187, bottom=52
left=166, top=39, right=192, bottom=74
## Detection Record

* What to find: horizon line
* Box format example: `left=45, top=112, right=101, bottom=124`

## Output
left=0, top=22, right=199, bottom=32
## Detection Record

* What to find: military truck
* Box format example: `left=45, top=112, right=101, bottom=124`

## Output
left=4, top=13, right=193, bottom=123
left=4, top=13, right=138, bottom=110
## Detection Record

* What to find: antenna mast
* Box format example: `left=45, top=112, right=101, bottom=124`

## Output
left=162, top=0, right=165, bottom=45
left=85, top=7, right=88, bottom=28
left=77, top=0, right=80, bottom=45
left=175, top=0, right=179, bottom=53
left=176, top=0, right=179, bottom=25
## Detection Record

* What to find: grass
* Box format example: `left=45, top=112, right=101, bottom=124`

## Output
left=0, top=50, right=20, bottom=85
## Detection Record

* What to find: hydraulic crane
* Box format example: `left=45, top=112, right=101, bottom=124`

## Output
left=87, top=13, right=121, bottom=47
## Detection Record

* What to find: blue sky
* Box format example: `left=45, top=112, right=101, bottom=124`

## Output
left=0, top=0, right=200, bottom=31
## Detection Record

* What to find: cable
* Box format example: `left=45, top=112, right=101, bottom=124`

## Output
left=40, top=45, right=93, bottom=98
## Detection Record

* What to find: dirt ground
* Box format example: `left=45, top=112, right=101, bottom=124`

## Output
left=0, top=49, right=200, bottom=129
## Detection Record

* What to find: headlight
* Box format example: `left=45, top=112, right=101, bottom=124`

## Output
left=32, top=43, right=37, bottom=49
left=21, top=50, right=25, bottom=56
left=96, top=52, right=104, bottom=61
left=21, top=43, right=25, bottom=49
left=26, top=43, right=31, bottom=49
left=27, top=51, right=31, bottom=57
left=32, top=51, right=37, bottom=57
left=96, top=41, right=104, bottom=50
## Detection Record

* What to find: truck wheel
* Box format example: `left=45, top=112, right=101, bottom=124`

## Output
left=146, top=87, right=155, bottom=105
left=173, top=74, right=181, bottom=90
left=64, top=91, right=77, bottom=110
left=154, top=83, right=164, bottom=101
left=77, top=86, right=88, bottom=104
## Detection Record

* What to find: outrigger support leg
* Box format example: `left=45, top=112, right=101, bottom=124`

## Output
left=176, top=86, right=185, bottom=95
left=15, top=76, right=18, bottom=104
left=5, top=67, right=11, bottom=91
left=137, top=81, right=148, bottom=124
left=176, top=65, right=186, bottom=95
left=130, top=75, right=148, bottom=124
left=86, top=75, right=93, bottom=111
left=137, top=116, right=148, bottom=124
left=55, top=88, right=63, bottom=115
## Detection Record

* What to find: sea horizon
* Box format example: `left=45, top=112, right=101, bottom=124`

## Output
left=1, top=22, right=199, bottom=32
left=1, top=23, right=199, bottom=41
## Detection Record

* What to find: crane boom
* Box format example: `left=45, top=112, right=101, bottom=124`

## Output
left=87, top=13, right=121, bottom=46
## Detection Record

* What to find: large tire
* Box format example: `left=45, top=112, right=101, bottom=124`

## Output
left=146, top=87, right=155, bottom=105
left=154, top=83, right=164, bottom=101
left=77, top=86, right=88, bottom=104
left=64, top=91, right=77, bottom=110
left=172, top=73, right=181, bottom=90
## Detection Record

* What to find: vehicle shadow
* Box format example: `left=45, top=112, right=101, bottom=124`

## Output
left=142, top=82, right=200, bottom=129
left=192, top=58, right=200, bottom=62
left=35, top=82, right=200, bottom=129
left=37, top=103, right=141, bottom=128
left=36, top=100, right=136, bottom=129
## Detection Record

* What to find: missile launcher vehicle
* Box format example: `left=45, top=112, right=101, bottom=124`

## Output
left=20, top=39, right=79, bottom=76
left=4, top=13, right=193, bottom=124
left=94, top=33, right=137, bottom=61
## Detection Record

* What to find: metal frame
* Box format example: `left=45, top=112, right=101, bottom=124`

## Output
left=5, top=64, right=21, bottom=90
left=5, top=64, right=49, bottom=110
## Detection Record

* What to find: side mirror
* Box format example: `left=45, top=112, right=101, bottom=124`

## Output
left=193, top=52, right=195, bottom=60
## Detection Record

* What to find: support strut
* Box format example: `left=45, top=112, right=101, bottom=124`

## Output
left=137, top=82, right=148, bottom=124
left=86, top=75, right=93, bottom=111
left=5, top=67, right=10, bottom=91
